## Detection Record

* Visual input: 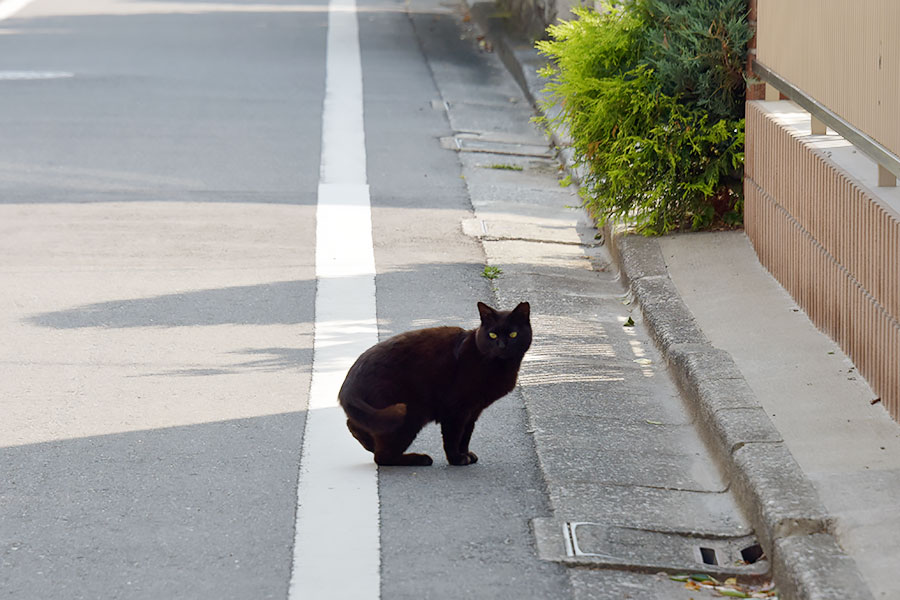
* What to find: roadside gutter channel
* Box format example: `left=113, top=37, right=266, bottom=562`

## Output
left=465, top=5, right=874, bottom=600
left=431, top=3, right=765, bottom=597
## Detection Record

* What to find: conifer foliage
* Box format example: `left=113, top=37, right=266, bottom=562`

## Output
left=537, top=0, right=752, bottom=234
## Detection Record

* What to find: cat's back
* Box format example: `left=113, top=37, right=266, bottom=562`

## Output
left=343, top=326, right=467, bottom=379
left=357, top=326, right=466, bottom=369
left=340, top=326, right=467, bottom=404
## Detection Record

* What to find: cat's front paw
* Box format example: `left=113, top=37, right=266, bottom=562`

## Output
left=448, top=451, right=478, bottom=466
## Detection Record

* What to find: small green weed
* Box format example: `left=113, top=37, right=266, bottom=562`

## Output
left=484, top=163, right=524, bottom=171
left=482, top=266, right=503, bottom=280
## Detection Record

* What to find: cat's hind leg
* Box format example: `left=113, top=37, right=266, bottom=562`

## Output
left=372, top=426, right=432, bottom=466
left=346, top=419, right=375, bottom=453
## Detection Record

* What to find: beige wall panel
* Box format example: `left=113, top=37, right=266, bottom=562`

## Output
left=757, top=0, right=900, bottom=158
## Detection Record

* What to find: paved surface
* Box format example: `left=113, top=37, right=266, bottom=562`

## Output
left=361, top=2, right=570, bottom=598
left=6, top=0, right=892, bottom=598
left=441, top=10, right=769, bottom=598
left=474, top=8, right=900, bottom=600
left=0, top=0, right=599, bottom=598
left=1, top=1, right=318, bottom=597
left=662, top=230, right=900, bottom=600
left=375, top=2, right=757, bottom=597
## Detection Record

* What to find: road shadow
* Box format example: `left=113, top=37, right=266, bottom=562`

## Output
left=135, top=346, right=313, bottom=377
left=27, top=280, right=316, bottom=329
left=0, top=412, right=305, bottom=599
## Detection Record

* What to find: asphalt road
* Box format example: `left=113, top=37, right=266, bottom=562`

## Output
left=0, top=0, right=569, bottom=597
left=0, top=0, right=761, bottom=598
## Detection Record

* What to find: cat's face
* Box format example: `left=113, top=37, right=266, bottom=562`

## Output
left=475, top=302, right=532, bottom=360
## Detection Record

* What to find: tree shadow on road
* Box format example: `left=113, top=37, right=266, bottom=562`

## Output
left=27, top=280, right=316, bottom=329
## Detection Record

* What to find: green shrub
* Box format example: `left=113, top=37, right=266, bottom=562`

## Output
left=639, top=0, right=753, bottom=122
left=537, top=0, right=750, bottom=234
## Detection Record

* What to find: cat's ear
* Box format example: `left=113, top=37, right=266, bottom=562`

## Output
left=512, top=302, right=530, bottom=320
left=477, top=302, right=497, bottom=323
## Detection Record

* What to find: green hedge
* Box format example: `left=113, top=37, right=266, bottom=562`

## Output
left=537, top=0, right=752, bottom=234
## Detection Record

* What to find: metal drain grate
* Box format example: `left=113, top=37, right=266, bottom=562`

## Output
left=534, top=519, right=770, bottom=579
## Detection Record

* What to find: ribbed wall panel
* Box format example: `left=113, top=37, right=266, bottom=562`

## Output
left=745, top=101, right=900, bottom=421
left=756, top=0, right=900, bottom=159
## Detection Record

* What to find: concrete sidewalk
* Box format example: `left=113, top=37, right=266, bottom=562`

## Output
left=471, top=9, right=900, bottom=599
left=660, top=231, right=900, bottom=600
left=615, top=230, right=900, bottom=600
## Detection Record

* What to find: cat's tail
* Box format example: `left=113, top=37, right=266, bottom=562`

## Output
left=340, top=397, right=407, bottom=435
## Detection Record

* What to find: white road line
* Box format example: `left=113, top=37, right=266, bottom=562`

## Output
left=0, top=71, right=73, bottom=80
left=288, top=0, right=380, bottom=596
left=0, top=0, right=36, bottom=21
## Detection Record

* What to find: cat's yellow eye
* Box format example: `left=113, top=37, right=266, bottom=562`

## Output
left=509, top=331, right=518, bottom=338
left=488, top=332, right=498, bottom=339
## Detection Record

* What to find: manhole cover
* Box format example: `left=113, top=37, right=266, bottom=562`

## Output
left=533, top=519, right=769, bottom=579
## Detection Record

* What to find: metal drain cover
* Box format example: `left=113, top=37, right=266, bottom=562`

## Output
left=533, top=519, right=769, bottom=579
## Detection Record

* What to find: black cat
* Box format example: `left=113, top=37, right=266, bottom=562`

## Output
left=338, top=302, right=532, bottom=466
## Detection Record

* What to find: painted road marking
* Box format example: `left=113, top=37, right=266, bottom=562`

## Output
left=0, top=71, right=74, bottom=80
left=0, top=2, right=74, bottom=81
left=287, top=0, right=380, bottom=596
left=0, top=0, right=37, bottom=21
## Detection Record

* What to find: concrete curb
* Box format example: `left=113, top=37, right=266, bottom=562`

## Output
left=468, top=9, right=876, bottom=600
left=608, top=235, right=835, bottom=546
left=606, top=179, right=873, bottom=600
left=607, top=233, right=877, bottom=600
left=603, top=154, right=875, bottom=600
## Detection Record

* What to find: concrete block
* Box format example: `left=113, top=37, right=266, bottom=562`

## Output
left=773, top=533, right=875, bottom=600
left=611, top=233, right=669, bottom=283
left=731, top=442, right=832, bottom=550
left=664, top=345, right=762, bottom=429
left=666, top=344, right=746, bottom=387
left=630, top=276, right=708, bottom=350
left=533, top=426, right=725, bottom=493
left=692, top=371, right=761, bottom=414
left=710, top=407, right=784, bottom=454
left=663, top=343, right=781, bottom=456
